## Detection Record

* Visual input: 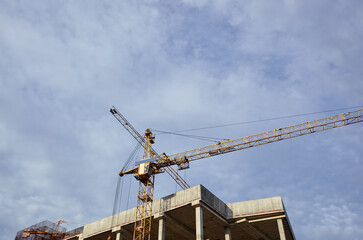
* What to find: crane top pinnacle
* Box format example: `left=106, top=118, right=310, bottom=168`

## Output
left=145, top=129, right=155, bottom=144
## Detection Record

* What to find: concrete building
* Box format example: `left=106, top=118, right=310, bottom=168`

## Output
left=64, top=185, right=295, bottom=240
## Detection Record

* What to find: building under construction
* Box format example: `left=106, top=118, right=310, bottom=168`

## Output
left=15, top=185, right=294, bottom=240
left=44, top=184, right=294, bottom=240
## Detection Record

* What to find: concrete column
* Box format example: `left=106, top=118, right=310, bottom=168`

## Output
left=195, top=205, right=203, bottom=240
left=158, top=217, right=165, bottom=240
left=78, top=233, right=83, bottom=240
left=116, top=231, right=122, bottom=240
left=277, top=218, right=286, bottom=240
left=112, top=226, right=122, bottom=240
left=224, top=226, right=232, bottom=240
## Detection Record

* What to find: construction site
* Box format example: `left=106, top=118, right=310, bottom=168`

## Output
left=15, top=107, right=363, bottom=240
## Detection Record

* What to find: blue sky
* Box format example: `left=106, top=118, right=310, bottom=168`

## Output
left=1, top=0, right=363, bottom=239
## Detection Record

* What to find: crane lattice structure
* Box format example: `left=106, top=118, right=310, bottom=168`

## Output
left=22, top=220, right=67, bottom=240
left=110, top=107, right=362, bottom=240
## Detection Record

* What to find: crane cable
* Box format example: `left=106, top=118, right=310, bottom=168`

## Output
left=152, top=105, right=363, bottom=140
left=110, top=143, right=142, bottom=230
left=152, top=129, right=229, bottom=142
left=121, top=143, right=142, bottom=172
left=125, top=171, right=133, bottom=222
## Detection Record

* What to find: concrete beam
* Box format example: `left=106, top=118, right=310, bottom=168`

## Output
left=191, top=200, right=201, bottom=207
left=112, top=226, right=122, bottom=232
left=234, top=218, right=247, bottom=225
left=249, top=214, right=286, bottom=223
left=235, top=219, right=271, bottom=240
left=154, top=212, right=165, bottom=219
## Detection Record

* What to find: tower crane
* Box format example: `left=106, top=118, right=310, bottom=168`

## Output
left=110, top=107, right=362, bottom=240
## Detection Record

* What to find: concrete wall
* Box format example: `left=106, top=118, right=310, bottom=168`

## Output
left=200, top=185, right=232, bottom=218
left=227, top=196, right=284, bottom=218
left=83, top=208, right=135, bottom=237
left=153, top=185, right=202, bottom=215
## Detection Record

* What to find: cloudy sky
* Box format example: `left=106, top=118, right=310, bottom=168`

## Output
left=1, top=0, right=363, bottom=239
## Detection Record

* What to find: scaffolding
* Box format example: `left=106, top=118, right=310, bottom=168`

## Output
left=14, top=220, right=83, bottom=240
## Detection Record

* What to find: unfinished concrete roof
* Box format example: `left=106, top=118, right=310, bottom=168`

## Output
left=66, top=185, right=295, bottom=240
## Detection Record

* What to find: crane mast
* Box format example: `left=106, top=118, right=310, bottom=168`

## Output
left=133, top=129, right=155, bottom=240
left=111, top=108, right=362, bottom=240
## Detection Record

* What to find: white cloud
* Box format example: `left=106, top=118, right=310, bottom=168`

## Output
left=299, top=204, right=363, bottom=239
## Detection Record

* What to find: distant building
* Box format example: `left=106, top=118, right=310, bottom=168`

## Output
left=15, top=220, right=83, bottom=240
